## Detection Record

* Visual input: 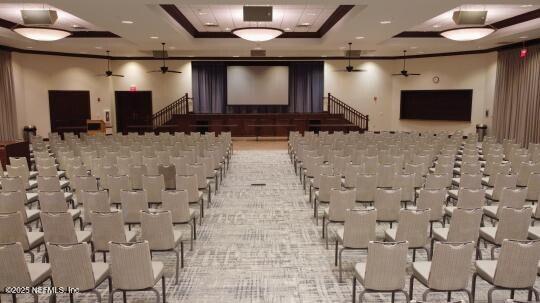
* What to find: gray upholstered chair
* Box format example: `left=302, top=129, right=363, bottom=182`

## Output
left=142, top=174, right=165, bottom=208
left=485, top=173, right=518, bottom=204
left=1, top=176, right=38, bottom=206
left=108, top=175, right=130, bottom=208
left=176, top=174, right=205, bottom=220
left=393, top=173, right=416, bottom=207
left=89, top=210, right=137, bottom=262
left=334, top=208, right=377, bottom=282
left=186, top=162, right=212, bottom=206
left=47, top=242, right=111, bottom=302
left=40, top=212, right=92, bottom=258
left=161, top=190, right=197, bottom=249
left=322, top=188, right=356, bottom=244
left=444, top=188, right=485, bottom=222
left=409, top=241, right=475, bottom=302
left=385, top=209, right=431, bottom=261
left=482, top=187, right=527, bottom=223
left=472, top=239, right=540, bottom=303
left=158, top=164, right=176, bottom=190
left=416, top=188, right=446, bottom=236
left=109, top=241, right=166, bottom=303
left=354, top=174, right=378, bottom=207
left=129, top=164, right=147, bottom=190
left=120, top=189, right=150, bottom=230
left=377, top=163, right=397, bottom=188
left=478, top=206, right=532, bottom=259
left=0, top=242, right=52, bottom=303
left=314, top=174, right=341, bottom=225
left=432, top=207, right=483, bottom=259
left=0, top=212, right=44, bottom=262
left=0, top=191, right=40, bottom=229
left=140, top=210, right=184, bottom=284
left=374, top=188, right=402, bottom=227
left=352, top=241, right=410, bottom=303
left=308, top=164, right=333, bottom=204
left=38, top=191, right=82, bottom=230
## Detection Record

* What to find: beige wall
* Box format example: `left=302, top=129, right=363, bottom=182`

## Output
left=11, top=51, right=496, bottom=138
left=324, top=52, right=497, bottom=134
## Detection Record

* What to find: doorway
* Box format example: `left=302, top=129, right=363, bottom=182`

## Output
left=115, top=91, right=153, bottom=134
left=48, top=90, right=91, bottom=134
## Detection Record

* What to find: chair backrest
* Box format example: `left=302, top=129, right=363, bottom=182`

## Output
left=404, top=163, right=424, bottom=188
left=428, top=241, right=475, bottom=290
left=492, top=173, right=518, bottom=200
left=37, top=176, right=61, bottom=192
left=141, top=210, right=175, bottom=250
left=158, top=164, right=176, bottom=190
left=0, top=177, right=25, bottom=192
left=461, top=162, right=482, bottom=175
left=72, top=175, right=98, bottom=194
left=37, top=165, right=58, bottom=177
left=47, top=242, right=96, bottom=291
left=455, top=188, right=485, bottom=209
left=342, top=164, right=363, bottom=187
left=0, top=212, right=30, bottom=250
left=161, top=190, right=191, bottom=223
left=142, top=175, right=165, bottom=203
left=342, top=208, right=377, bottom=248
left=142, top=156, right=159, bottom=175
left=459, top=173, right=482, bottom=189
left=38, top=191, right=68, bottom=212
left=393, top=173, right=415, bottom=201
left=354, top=174, right=378, bottom=202
left=108, top=175, right=130, bottom=204
left=0, top=191, right=29, bottom=222
left=6, top=165, right=29, bottom=184
left=328, top=188, right=356, bottom=222
left=424, top=173, right=450, bottom=190
left=40, top=212, right=78, bottom=244
left=171, top=156, right=188, bottom=175
left=186, top=163, right=206, bottom=189
left=395, top=209, right=430, bottom=248
left=527, top=173, right=540, bottom=201
left=83, top=190, right=110, bottom=224
left=447, top=208, right=483, bottom=242
left=517, top=162, right=540, bottom=186
left=317, top=174, right=341, bottom=202
left=129, top=165, right=147, bottom=190
left=494, top=207, right=532, bottom=244
left=9, top=157, right=28, bottom=170
left=0, top=242, right=33, bottom=288
left=109, top=241, right=156, bottom=290
left=175, top=175, right=199, bottom=202
left=496, top=188, right=527, bottom=215
left=377, top=164, right=396, bottom=188
left=416, top=188, right=446, bottom=221
left=493, top=239, right=540, bottom=288
left=373, top=188, right=402, bottom=222
left=120, top=190, right=148, bottom=224
left=90, top=211, right=128, bottom=251
left=364, top=241, right=409, bottom=290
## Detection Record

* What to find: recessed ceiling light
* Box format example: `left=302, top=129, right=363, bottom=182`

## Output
left=410, top=46, right=418, bottom=49
left=519, top=36, right=528, bottom=39
left=433, top=24, right=441, bottom=28
left=204, top=22, right=218, bottom=26
left=233, top=55, right=240, bottom=57
left=71, top=24, right=82, bottom=29
left=284, top=27, right=291, bottom=31
left=380, top=20, right=392, bottom=24
left=355, top=36, right=365, bottom=39
left=224, top=27, right=231, bottom=31
left=121, top=20, right=134, bottom=24
left=150, top=36, right=159, bottom=39
left=26, top=46, right=33, bottom=49
left=95, top=46, right=103, bottom=49
left=198, top=11, right=208, bottom=15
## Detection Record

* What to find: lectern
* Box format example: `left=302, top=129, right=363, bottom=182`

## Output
left=86, top=120, right=106, bottom=136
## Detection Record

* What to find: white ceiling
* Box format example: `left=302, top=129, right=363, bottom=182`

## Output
left=178, top=4, right=338, bottom=32
left=0, top=0, right=539, bottom=57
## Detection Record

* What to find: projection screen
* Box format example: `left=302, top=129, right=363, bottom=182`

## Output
left=226, top=65, right=289, bottom=105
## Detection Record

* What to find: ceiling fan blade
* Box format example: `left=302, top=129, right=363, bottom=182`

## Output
left=111, top=74, right=125, bottom=77
left=147, top=70, right=162, bottom=73
left=392, top=73, right=403, bottom=76
left=166, top=70, right=182, bottom=74
left=408, top=73, right=421, bottom=76
left=351, top=69, right=366, bottom=72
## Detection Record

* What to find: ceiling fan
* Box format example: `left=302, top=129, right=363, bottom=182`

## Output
left=97, top=50, right=124, bottom=77
left=148, top=42, right=182, bottom=74
left=336, top=42, right=366, bottom=72
left=392, top=50, right=420, bottom=77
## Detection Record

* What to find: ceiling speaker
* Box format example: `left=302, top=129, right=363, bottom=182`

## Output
left=21, top=10, right=58, bottom=25
left=250, top=49, right=266, bottom=57
left=153, top=50, right=168, bottom=59
left=243, top=6, right=273, bottom=22
left=452, top=11, right=487, bottom=25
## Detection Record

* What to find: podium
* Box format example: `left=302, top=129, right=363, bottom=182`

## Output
left=86, top=120, right=106, bottom=136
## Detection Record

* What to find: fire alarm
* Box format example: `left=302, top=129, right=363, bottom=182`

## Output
left=520, top=48, right=528, bottom=58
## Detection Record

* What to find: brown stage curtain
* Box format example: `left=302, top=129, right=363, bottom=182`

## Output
left=0, top=50, right=17, bottom=140
left=493, top=45, right=540, bottom=147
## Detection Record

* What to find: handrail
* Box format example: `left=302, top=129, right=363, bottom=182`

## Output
left=327, top=93, right=369, bottom=131
left=152, top=93, right=190, bottom=128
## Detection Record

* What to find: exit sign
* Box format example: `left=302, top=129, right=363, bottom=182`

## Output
left=129, top=85, right=137, bottom=92
left=520, top=48, right=528, bottom=58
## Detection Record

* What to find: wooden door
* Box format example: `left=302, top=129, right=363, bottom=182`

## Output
left=115, top=91, right=153, bottom=133
left=48, top=90, right=91, bottom=134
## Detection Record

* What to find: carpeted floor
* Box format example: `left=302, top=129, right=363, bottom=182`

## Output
left=10, top=149, right=539, bottom=302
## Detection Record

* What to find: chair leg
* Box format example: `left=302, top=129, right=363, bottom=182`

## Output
left=162, top=276, right=166, bottom=303
left=464, top=288, right=473, bottom=303
left=409, top=276, right=414, bottom=300
left=122, top=291, right=126, bottom=303
left=490, top=245, right=497, bottom=260
left=108, top=277, right=113, bottom=303
left=487, top=287, right=496, bottom=303
left=352, top=276, right=356, bottom=303
left=322, top=216, right=326, bottom=239
left=471, top=273, right=477, bottom=303
left=189, top=222, right=194, bottom=250
left=398, top=290, right=410, bottom=303
left=335, top=240, right=339, bottom=266
left=338, top=247, right=345, bottom=283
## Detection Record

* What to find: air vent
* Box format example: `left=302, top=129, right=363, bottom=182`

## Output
left=452, top=11, right=487, bottom=25
left=153, top=50, right=168, bottom=59
left=296, top=23, right=311, bottom=28
left=204, top=23, right=219, bottom=27
left=251, top=49, right=266, bottom=57
left=243, top=6, right=273, bottom=22
left=71, top=25, right=87, bottom=30
left=345, top=50, right=362, bottom=57
left=21, top=9, right=58, bottom=25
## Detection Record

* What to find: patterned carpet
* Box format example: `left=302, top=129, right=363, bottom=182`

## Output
left=9, top=150, right=540, bottom=302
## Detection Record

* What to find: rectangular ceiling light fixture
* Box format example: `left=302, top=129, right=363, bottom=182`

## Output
left=243, top=6, right=273, bottom=22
